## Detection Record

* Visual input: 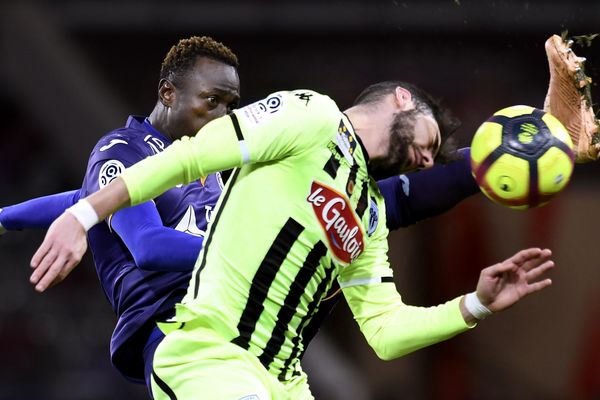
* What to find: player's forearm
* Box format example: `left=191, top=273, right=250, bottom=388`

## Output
left=379, top=148, right=479, bottom=230
left=344, top=284, right=471, bottom=360
left=111, top=203, right=203, bottom=271
left=0, top=190, right=80, bottom=231
left=128, top=227, right=202, bottom=271
left=365, top=298, right=470, bottom=360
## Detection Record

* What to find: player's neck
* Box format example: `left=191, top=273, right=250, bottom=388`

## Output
left=147, top=104, right=173, bottom=141
left=344, top=105, right=391, bottom=161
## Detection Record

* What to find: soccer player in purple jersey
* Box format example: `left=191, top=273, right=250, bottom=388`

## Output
left=0, top=37, right=479, bottom=397
left=0, top=36, right=240, bottom=395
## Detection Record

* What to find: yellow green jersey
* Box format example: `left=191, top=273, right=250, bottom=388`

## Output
left=121, top=90, right=471, bottom=383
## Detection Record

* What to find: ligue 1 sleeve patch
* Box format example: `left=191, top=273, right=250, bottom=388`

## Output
left=307, top=180, right=364, bottom=264
left=239, top=93, right=284, bottom=127
left=98, top=159, right=125, bottom=188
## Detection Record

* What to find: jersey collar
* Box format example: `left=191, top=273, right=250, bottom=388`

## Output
left=125, top=115, right=172, bottom=144
left=341, top=112, right=372, bottom=177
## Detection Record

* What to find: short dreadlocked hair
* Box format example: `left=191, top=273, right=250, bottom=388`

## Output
left=353, top=81, right=462, bottom=163
left=160, top=36, right=239, bottom=87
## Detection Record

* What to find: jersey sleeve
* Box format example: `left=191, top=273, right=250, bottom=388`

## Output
left=233, top=90, right=339, bottom=163
left=338, top=211, right=471, bottom=360
left=0, top=190, right=80, bottom=230
left=379, top=148, right=479, bottom=230
left=111, top=202, right=203, bottom=271
left=342, top=284, right=470, bottom=360
left=82, top=135, right=149, bottom=198
left=121, top=90, right=339, bottom=205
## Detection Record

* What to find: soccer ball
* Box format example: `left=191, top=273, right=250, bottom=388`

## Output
left=470, top=105, right=575, bottom=210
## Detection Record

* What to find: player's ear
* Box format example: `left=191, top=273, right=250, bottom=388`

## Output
left=158, top=79, right=176, bottom=107
left=394, top=86, right=413, bottom=110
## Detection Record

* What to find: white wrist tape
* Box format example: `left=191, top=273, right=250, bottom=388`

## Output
left=66, top=199, right=99, bottom=232
left=465, top=292, right=492, bottom=320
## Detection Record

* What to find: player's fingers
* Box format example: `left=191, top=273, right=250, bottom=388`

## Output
left=523, top=278, right=553, bottom=295
left=508, top=248, right=545, bottom=265
left=30, top=248, right=58, bottom=284
left=488, top=252, right=534, bottom=275
left=525, top=260, right=555, bottom=282
left=487, top=248, right=548, bottom=276
left=492, top=248, right=551, bottom=275
left=520, top=249, right=553, bottom=272
left=34, top=255, right=71, bottom=293
left=31, top=240, right=53, bottom=269
left=485, top=261, right=516, bottom=277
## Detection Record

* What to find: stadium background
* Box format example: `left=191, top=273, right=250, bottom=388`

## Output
left=1, top=0, right=599, bottom=398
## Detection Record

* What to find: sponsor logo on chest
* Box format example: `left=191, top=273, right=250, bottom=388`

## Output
left=307, top=181, right=364, bottom=264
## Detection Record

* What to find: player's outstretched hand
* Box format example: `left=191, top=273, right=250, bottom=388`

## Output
left=30, top=212, right=88, bottom=292
left=476, top=248, right=554, bottom=313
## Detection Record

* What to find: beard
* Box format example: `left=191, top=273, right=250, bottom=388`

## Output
left=369, top=109, right=419, bottom=181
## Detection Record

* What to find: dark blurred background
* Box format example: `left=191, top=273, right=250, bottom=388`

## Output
left=1, top=0, right=600, bottom=399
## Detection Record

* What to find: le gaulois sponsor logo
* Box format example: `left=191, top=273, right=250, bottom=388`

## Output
left=307, top=181, right=364, bottom=264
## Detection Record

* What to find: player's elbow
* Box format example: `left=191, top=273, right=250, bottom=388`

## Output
left=131, top=250, right=159, bottom=270
left=123, top=224, right=170, bottom=270
left=372, top=346, right=395, bottom=361
left=369, top=341, right=405, bottom=361
left=128, top=233, right=163, bottom=270
left=366, top=330, right=416, bottom=361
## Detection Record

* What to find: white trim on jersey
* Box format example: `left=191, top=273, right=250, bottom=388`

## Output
left=339, top=276, right=392, bottom=289
left=239, top=140, right=250, bottom=164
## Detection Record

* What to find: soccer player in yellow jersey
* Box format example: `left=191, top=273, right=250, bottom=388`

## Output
left=31, top=82, right=554, bottom=399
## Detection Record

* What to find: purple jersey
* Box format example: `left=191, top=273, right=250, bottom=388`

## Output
left=80, top=116, right=222, bottom=382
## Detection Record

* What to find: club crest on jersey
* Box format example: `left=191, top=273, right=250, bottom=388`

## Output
left=307, top=181, right=364, bottom=264
left=98, top=159, right=125, bottom=188
left=239, top=93, right=284, bottom=127
left=336, top=120, right=357, bottom=165
left=367, top=197, right=379, bottom=236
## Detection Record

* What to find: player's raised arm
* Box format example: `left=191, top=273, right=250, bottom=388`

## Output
left=30, top=90, right=327, bottom=291
left=460, top=247, right=554, bottom=324
left=29, top=113, right=243, bottom=291
left=342, top=247, right=554, bottom=360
